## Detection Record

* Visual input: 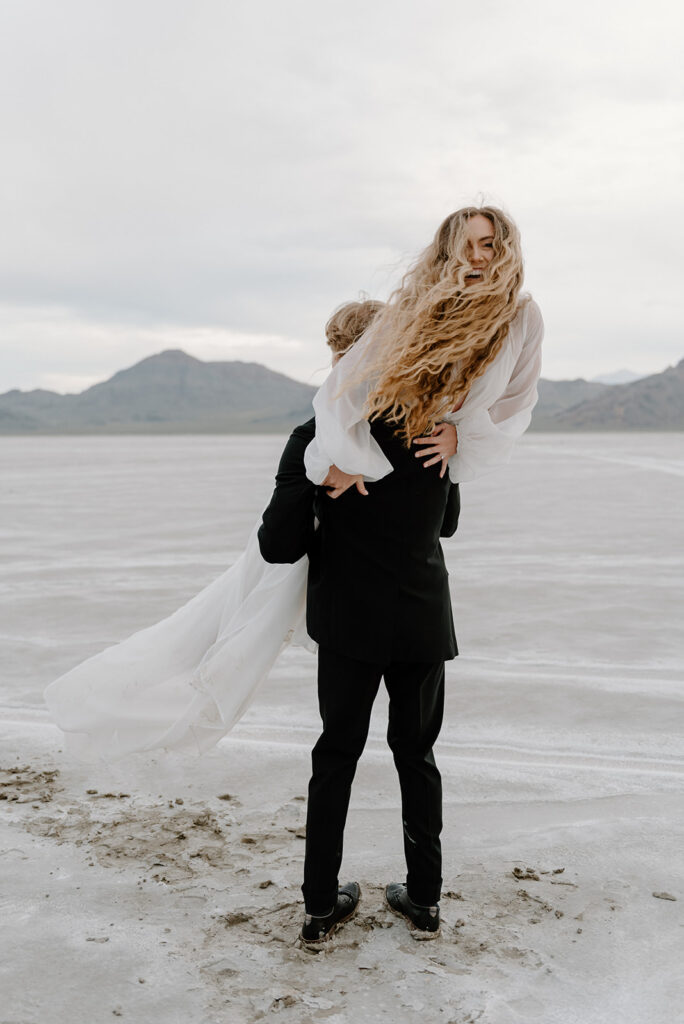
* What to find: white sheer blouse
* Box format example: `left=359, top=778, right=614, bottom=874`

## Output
left=304, top=297, right=544, bottom=485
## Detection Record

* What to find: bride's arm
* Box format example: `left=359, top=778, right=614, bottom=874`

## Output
left=445, top=299, right=544, bottom=483
left=303, top=326, right=394, bottom=486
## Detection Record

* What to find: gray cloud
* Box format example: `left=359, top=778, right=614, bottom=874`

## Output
left=1, top=0, right=683, bottom=391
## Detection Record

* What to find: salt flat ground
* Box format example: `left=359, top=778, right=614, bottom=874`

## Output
left=1, top=433, right=683, bottom=1024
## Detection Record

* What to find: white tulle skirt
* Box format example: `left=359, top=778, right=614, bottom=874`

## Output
left=44, top=524, right=314, bottom=762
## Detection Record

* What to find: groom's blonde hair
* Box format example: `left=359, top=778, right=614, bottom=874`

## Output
left=325, top=299, right=385, bottom=356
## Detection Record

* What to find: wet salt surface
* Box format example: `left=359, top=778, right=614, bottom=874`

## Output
left=2, top=433, right=682, bottom=755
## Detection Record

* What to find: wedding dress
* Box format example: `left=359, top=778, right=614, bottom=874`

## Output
left=45, top=297, right=543, bottom=762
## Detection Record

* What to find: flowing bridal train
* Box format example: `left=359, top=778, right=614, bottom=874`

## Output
left=44, top=524, right=314, bottom=761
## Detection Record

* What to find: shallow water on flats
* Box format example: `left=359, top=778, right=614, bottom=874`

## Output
left=1, top=432, right=683, bottom=768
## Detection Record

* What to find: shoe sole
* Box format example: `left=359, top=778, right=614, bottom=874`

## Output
left=385, top=892, right=441, bottom=941
left=299, top=891, right=361, bottom=950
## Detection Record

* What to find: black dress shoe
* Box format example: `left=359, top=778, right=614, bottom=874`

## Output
left=300, top=882, right=361, bottom=947
left=385, top=882, right=440, bottom=940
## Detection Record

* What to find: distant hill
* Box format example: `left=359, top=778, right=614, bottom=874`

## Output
left=591, top=369, right=646, bottom=385
left=0, top=350, right=317, bottom=434
left=530, top=378, right=610, bottom=429
left=532, top=358, right=684, bottom=431
left=1, top=349, right=682, bottom=434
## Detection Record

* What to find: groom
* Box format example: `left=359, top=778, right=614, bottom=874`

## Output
left=258, top=309, right=459, bottom=945
left=259, top=416, right=459, bottom=945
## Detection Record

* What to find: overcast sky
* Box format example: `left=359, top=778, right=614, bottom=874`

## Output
left=1, top=0, right=683, bottom=393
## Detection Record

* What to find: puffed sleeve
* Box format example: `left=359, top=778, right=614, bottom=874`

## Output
left=303, top=326, right=394, bottom=485
left=445, top=299, right=544, bottom=483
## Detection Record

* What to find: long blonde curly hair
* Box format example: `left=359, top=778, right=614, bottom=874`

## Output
left=363, top=206, right=526, bottom=442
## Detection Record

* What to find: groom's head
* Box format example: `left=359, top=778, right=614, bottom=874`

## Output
left=325, top=299, right=385, bottom=365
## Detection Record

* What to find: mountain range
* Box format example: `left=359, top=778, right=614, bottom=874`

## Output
left=590, top=369, right=646, bottom=385
left=0, top=349, right=682, bottom=434
left=533, top=359, right=684, bottom=430
left=0, top=350, right=315, bottom=434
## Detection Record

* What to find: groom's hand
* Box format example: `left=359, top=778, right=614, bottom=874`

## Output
left=323, top=465, right=369, bottom=499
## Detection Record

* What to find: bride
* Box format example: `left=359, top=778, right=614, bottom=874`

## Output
left=305, top=205, right=543, bottom=494
left=46, top=203, right=543, bottom=761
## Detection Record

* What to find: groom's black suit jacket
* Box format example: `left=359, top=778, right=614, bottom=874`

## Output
left=258, top=417, right=459, bottom=665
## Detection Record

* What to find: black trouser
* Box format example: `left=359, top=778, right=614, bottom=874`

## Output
left=302, top=646, right=445, bottom=915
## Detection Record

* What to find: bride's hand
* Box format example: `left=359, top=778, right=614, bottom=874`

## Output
left=413, top=422, right=458, bottom=478
left=322, top=464, right=369, bottom=499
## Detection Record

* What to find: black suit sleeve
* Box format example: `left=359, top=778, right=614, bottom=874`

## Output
left=440, top=483, right=460, bottom=538
left=257, top=419, right=317, bottom=564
